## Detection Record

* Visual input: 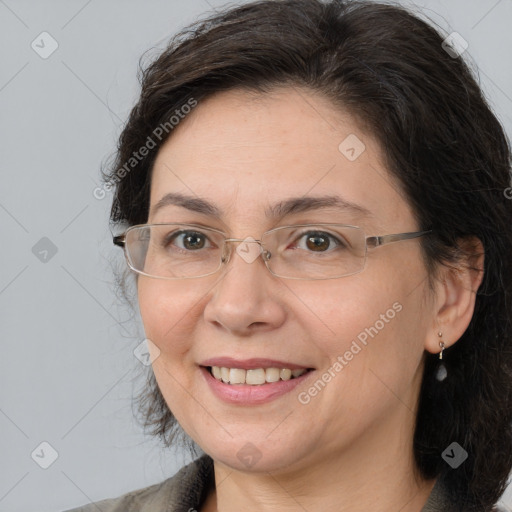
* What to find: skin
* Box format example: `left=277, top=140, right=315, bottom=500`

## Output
left=137, top=86, right=484, bottom=512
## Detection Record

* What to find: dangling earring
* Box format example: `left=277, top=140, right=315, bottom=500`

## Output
left=435, top=331, right=447, bottom=382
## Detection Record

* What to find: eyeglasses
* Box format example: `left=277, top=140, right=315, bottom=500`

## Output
left=113, top=223, right=432, bottom=281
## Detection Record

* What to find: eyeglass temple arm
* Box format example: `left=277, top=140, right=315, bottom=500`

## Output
left=366, top=230, right=432, bottom=249
left=113, top=234, right=125, bottom=247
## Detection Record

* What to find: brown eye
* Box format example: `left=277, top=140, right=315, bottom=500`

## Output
left=294, top=231, right=345, bottom=253
left=166, top=230, right=209, bottom=250
left=305, top=233, right=331, bottom=252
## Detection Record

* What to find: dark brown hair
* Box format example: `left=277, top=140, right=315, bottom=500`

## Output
left=103, top=1, right=512, bottom=510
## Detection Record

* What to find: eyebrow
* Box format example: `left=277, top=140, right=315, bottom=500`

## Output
left=150, top=192, right=372, bottom=220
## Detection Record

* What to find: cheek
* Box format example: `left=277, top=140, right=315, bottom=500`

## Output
left=137, top=280, right=205, bottom=428
left=303, top=282, right=425, bottom=430
left=301, top=262, right=426, bottom=382
left=292, top=275, right=401, bottom=350
left=137, top=279, right=203, bottom=357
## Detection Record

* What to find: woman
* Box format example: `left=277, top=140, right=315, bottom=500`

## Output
left=65, top=0, right=512, bottom=510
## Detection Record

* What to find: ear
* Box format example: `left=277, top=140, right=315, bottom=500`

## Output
left=425, top=236, right=485, bottom=355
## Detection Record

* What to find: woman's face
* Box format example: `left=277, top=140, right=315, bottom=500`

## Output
left=138, top=87, right=434, bottom=473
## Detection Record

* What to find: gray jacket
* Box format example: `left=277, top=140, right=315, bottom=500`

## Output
left=62, top=455, right=506, bottom=512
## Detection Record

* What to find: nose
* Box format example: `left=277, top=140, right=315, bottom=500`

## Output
left=203, top=238, right=286, bottom=335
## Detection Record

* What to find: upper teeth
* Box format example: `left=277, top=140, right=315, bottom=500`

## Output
left=210, top=366, right=307, bottom=385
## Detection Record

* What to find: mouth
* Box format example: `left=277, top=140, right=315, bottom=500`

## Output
left=204, top=365, right=314, bottom=385
left=198, top=357, right=316, bottom=404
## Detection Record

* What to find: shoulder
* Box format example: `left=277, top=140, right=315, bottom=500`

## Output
left=61, top=454, right=214, bottom=512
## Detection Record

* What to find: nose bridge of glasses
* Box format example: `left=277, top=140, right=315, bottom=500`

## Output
left=221, top=237, right=268, bottom=265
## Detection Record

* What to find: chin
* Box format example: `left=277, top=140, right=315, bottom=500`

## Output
left=199, top=434, right=309, bottom=474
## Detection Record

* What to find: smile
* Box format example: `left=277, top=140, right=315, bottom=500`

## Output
left=209, top=366, right=309, bottom=385
left=200, top=364, right=315, bottom=405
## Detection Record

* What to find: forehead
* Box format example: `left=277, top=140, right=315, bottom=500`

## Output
left=148, top=87, right=412, bottom=231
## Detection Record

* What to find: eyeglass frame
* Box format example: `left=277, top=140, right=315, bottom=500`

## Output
left=112, top=222, right=432, bottom=281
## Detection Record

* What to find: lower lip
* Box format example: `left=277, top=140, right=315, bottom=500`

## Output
left=200, top=366, right=314, bottom=405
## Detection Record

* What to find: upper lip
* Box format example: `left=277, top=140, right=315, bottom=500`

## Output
left=199, top=357, right=313, bottom=370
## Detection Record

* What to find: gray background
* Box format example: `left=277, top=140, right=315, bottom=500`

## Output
left=1, top=1, right=511, bottom=511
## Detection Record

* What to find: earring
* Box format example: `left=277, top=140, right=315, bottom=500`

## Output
left=435, top=331, right=447, bottom=381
